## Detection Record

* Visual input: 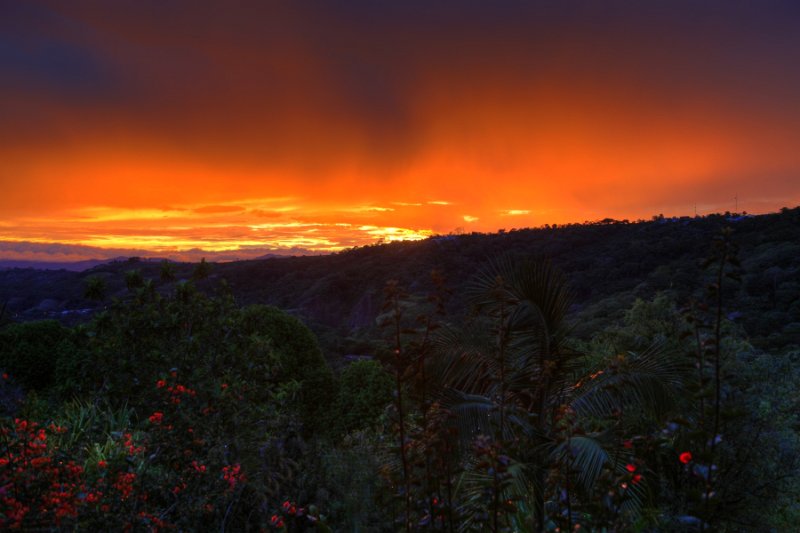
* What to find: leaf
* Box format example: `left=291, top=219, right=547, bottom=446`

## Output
left=553, top=435, right=610, bottom=491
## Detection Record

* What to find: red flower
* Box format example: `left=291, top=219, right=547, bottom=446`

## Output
left=114, top=472, right=137, bottom=500
left=156, top=379, right=166, bottom=388
left=679, top=451, right=693, bottom=464
left=222, top=464, right=244, bottom=491
left=148, top=412, right=164, bottom=424
left=123, top=433, right=144, bottom=455
left=632, top=474, right=643, bottom=484
left=30, top=456, right=51, bottom=467
left=623, top=440, right=633, bottom=449
left=98, top=460, right=107, bottom=468
left=625, top=463, right=636, bottom=473
left=31, top=456, right=52, bottom=467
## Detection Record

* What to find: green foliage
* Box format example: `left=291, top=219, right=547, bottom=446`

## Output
left=622, top=293, right=684, bottom=349
left=159, top=259, right=177, bottom=282
left=61, top=278, right=335, bottom=441
left=237, top=304, right=336, bottom=431
left=336, top=360, right=393, bottom=434
left=83, top=274, right=107, bottom=301
left=0, top=277, right=338, bottom=530
left=723, top=349, right=800, bottom=529
left=445, top=258, right=684, bottom=530
left=123, top=269, right=144, bottom=290
left=192, top=257, right=212, bottom=280
left=0, top=320, right=78, bottom=390
left=298, top=431, right=390, bottom=531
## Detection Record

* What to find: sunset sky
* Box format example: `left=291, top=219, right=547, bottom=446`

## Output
left=2, top=1, right=800, bottom=263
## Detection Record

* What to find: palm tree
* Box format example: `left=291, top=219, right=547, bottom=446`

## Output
left=84, top=274, right=107, bottom=302
left=160, top=259, right=177, bottom=283
left=428, top=257, right=682, bottom=530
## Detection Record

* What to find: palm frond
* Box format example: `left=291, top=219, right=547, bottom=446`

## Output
left=466, top=257, right=573, bottom=334
left=454, top=455, right=538, bottom=532
left=570, top=342, right=683, bottom=419
left=505, top=258, right=573, bottom=335
left=553, top=435, right=610, bottom=491
left=431, top=324, right=497, bottom=395
left=442, top=392, right=496, bottom=442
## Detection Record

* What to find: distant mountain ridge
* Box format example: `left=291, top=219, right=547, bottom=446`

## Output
left=0, top=252, right=301, bottom=272
left=0, top=258, right=125, bottom=272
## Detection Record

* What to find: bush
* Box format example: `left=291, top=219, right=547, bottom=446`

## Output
left=236, top=305, right=336, bottom=431
left=0, top=321, right=78, bottom=390
left=336, top=360, right=392, bottom=434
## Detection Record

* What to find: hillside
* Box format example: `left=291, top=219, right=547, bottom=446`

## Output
left=1, top=207, right=798, bottom=355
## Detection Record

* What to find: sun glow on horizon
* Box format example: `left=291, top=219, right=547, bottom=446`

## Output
left=0, top=197, right=444, bottom=261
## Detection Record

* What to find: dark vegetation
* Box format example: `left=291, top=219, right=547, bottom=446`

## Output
left=0, top=207, right=798, bottom=530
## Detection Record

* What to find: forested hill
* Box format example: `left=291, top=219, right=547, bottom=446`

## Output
left=2, top=207, right=798, bottom=354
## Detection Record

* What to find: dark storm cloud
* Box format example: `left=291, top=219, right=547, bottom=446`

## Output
left=0, top=2, right=118, bottom=97
left=4, top=0, right=800, bottom=156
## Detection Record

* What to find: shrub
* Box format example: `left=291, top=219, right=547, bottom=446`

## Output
left=236, top=305, right=336, bottom=431
left=336, top=360, right=392, bottom=433
left=0, top=320, right=77, bottom=390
